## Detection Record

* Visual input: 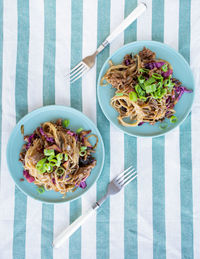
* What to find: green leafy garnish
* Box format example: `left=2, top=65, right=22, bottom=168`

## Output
left=79, top=146, right=87, bottom=156
left=44, top=149, right=55, bottom=156
left=76, top=128, right=83, bottom=133
left=129, top=91, right=138, bottom=102
left=56, top=153, right=63, bottom=161
left=138, top=75, right=145, bottom=84
left=64, top=153, right=68, bottom=161
left=161, top=64, right=168, bottom=72
left=36, top=158, right=47, bottom=173
left=80, top=146, right=87, bottom=152
left=56, top=167, right=65, bottom=176
left=139, top=68, right=149, bottom=74
left=79, top=151, right=87, bottom=156
left=47, top=155, right=55, bottom=161
left=151, top=88, right=167, bottom=99
left=37, top=186, right=45, bottom=194
left=115, top=92, right=124, bottom=96
left=144, top=77, right=156, bottom=87
left=152, top=73, right=163, bottom=81
left=164, top=78, right=175, bottom=92
left=170, top=116, right=178, bottom=123
left=135, top=84, right=146, bottom=98
left=145, top=84, right=157, bottom=94
left=62, top=119, right=70, bottom=128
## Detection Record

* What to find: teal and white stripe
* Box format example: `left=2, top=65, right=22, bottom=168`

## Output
left=0, top=0, right=200, bottom=258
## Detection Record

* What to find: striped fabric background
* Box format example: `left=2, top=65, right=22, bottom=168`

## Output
left=0, top=0, right=200, bottom=258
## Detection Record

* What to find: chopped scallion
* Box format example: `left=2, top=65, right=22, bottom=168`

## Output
left=62, top=119, right=70, bottom=128
left=44, top=149, right=55, bottom=156
left=76, top=127, right=83, bottom=133
left=129, top=91, right=138, bottom=102
left=170, top=115, right=178, bottom=123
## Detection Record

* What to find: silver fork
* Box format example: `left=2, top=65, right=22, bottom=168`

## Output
left=53, top=165, right=137, bottom=248
left=68, top=3, right=147, bottom=84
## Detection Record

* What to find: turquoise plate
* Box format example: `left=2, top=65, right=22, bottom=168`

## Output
left=7, top=105, right=105, bottom=203
left=97, top=41, right=195, bottom=137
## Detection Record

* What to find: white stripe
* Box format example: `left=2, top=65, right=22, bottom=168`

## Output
left=164, top=0, right=179, bottom=50
left=25, top=199, right=42, bottom=259
left=165, top=130, right=181, bottom=259
left=55, top=0, right=71, bottom=107
left=81, top=0, right=98, bottom=258
left=27, top=0, right=44, bottom=112
left=109, top=0, right=124, bottom=258
left=137, top=138, right=153, bottom=259
left=82, top=0, right=97, bottom=124
left=137, top=2, right=153, bottom=258
left=25, top=1, right=44, bottom=258
left=164, top=1, right=181, bottom=258
left=53, top=1, right=71, bottom=258
left=137, top=0, right=152, bottom=41
left=0, top=0, right=17, bottom=258
left=53, top=204, right=69, bottom=259
left=190, top=0, right=200, bottom=258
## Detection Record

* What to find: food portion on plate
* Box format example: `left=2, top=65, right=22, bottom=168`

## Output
left=19, top=119, right=98, bottom=196
left=100, top=47, right=192, bottom=127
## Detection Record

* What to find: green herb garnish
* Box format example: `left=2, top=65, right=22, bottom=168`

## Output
left=44, top=149, right=55, bottom=156
left=129, top=91, right=138, bottom=102
left=115, top=92, right=124, bottom=96
left=161, top=64, right=168, bottom=72
left=76, top=128, right=83, bottom=133
left=62, top=119, right=70, bottom=128
left=37, top=186, right=45, bottom=194
left=170, top=115, right=178, bottom=123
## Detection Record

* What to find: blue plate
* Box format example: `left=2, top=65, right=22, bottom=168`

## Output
left=7, top=105, right=105, bottom=203
left=97, top=41, right=195, bottom=137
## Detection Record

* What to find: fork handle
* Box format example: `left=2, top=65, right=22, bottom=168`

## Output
left=52, top=194, right=108, bottom=248
left=53, top=206, right=97, bottom=248
left=97, top=3, right=146, bottom=53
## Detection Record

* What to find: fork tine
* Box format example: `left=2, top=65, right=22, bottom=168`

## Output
left=69, top=62, right=84, bottom=75
left=118, top=170, right=137, bottom=184
left=123, top=173, right=137, bottom=187
left=115, top=165, right=133, bottom=181
left=69, top=63, right=85, bottom=78
left=70, top=67, right=88, bottom=84
left=117, top=168, right=136, bottom=184
left=70, top=66, right=87, bottom=82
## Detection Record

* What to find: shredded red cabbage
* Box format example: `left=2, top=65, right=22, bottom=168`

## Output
left=162, top=69, right=173, bottom=78
left=40, top=128, right=54, bottom=143
left=145, top=62, right=165, bottom=69
left=79, top=181, right=87, bottom=189
left=26, top=133, right=35, bottom=150
left=138, top=122, right=144, bottom=126
left=66, top=130, right=74, bottom=136
left=175, top=86, right=192, bottom=101
left=125, top=59, right=130, bottom=66
left=23, top=170, right=35, bottom=183
left=67, top=130, right=78, bottom=141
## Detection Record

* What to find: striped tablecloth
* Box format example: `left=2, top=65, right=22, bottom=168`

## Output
left=0, top=0, right=200, bottom=258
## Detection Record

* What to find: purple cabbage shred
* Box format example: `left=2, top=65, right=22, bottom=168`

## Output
left=40, top=128, right=54, bottom=143
left=125, top=59, right=130, bottom=66
left=26, top=133, right=35, bottom=150
left=145, top=62, right=165, bottom=69
left=162, top=69, right=173, bottom=78
left=175, top=86, right=192, bottom=101
left=138, top=122, right=144, bottom=126
left=23, top=170, right=35, bottom=183
left=79, top=181, right=87, bottom=189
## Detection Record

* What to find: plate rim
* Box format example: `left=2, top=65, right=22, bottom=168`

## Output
left=97, top=40, right=195, bottom=138
left=6, top=105, right=105, bottom=204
